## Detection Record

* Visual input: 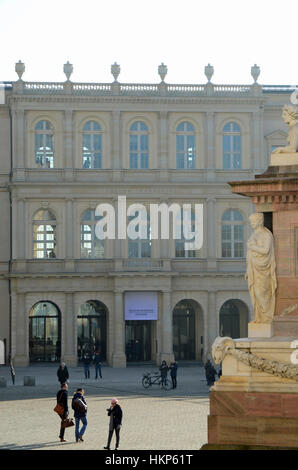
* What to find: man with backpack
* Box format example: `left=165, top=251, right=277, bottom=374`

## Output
left=72, top=388, right=88, bottom=443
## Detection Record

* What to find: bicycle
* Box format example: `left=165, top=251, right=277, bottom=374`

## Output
left=142, top=371, right=171, bottom=390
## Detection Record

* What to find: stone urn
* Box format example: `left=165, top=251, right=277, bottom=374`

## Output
left=111, top=62, right=120, bottom=82
left=63, top=61, right=73, bottom=81
left=15, top=60, right=25, bottom=81
left=158, top=63, right=168, bottom=83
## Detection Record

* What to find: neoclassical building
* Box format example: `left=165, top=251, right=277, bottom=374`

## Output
left=0, top=61, right=294, bottom=366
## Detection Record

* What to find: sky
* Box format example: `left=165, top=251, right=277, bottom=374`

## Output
left=0, top=0, right=297, bottom=86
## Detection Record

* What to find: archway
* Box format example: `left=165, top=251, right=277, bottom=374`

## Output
left=173, top=299, right=204, bottom=361
left=219, top=299, right=249, bottom=339
left=77, top=300, right=107, bottom=361
left=29, top=301, right=61, bottom=362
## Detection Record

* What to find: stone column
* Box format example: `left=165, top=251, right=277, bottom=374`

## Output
left=12, top=108, right=25, bottom=180
left=65, top=199, right=74, bottom=270
left=160, top=290, right=174, bottom=364
left=63, top=292, right=76, bottom=365
left=159, top=111, right=168, bottom=170
left=14, top=293, right=28, bottom=366
left=112, top=110, right=121, bottom=170
left=205, top=111, right=215, bottom=180
left=207, top=197, right=217, bottom=271
left=112, top=290, right=126, bottom=367
left=64, top=109, right=74, bottom=180
left=251, top=109, right=264, bottom=171
left=207, top=290, right=217, bottom=358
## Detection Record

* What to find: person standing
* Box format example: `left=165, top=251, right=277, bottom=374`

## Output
left=204, top=359, right=217, bottom=387
left=72, top=388, right=88, bottom=443
left=83, top=353, right=91, bottom=379
left=159, top=360, right=169, bottom=387
left=169, top=361, right=178, bottom=389
left=94, top=351, right=103, bottom=379
left=57, top=362, right=69, bottom=386
left=104, top=398, right=123, bottom=450
left=56, top=382, right=69, bottom=442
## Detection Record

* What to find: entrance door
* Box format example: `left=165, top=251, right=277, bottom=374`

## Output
left=77, top=300, right=107, bottom=361
left=125, top=321, right=151, bottom=361
left=29, top=301, right=61, bottom=362
left=173, top=300, right=196, bottom=360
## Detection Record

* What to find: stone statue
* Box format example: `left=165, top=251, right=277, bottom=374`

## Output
left=245, top=213, right=277, bottom=323
left=272, top=104, right=298, bottom=154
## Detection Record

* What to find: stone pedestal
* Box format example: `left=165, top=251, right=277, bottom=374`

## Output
left=204, top=338, right=298, bottom=449
left=248, top=322, right=273, bottom=338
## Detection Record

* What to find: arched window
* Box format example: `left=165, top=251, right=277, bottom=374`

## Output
left=176, top=121, right=196, bottom=169
left=33, top=209, right=57, bottom=259
left=82, top=120, right=102, bottom=169
left=175, top=208, right=196, bottom=258
left=35, top=120, right=54, bottom=168
left=222, top=122, right=241, bottom=169
left=77, top=300, right=107, bottom=361
left=80, top=209, right=104, bottom=258
left=219, top=299, right=249, bottom=338
left=221, top=209, right=244, bottom=258
left=29, top=301, right=61, bottom=362
left=128, top=211, right=151, bottom=258
left=129, top=121, right=149, bottom=169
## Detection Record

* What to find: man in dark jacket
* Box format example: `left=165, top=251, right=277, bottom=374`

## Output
left=57, top=362, right=69, bottom=385
left=72, top=388, right=88, bottom=442
left=83, top=353, right=91, bottom=379
left=104, top=398, right=123, bottom=450
left=94, top=351, right=102, bottom=379
left=169, top=361, right=178, bottom=389
left=56, top=382, right=69, bottom=442
left=204, top=359, right=217, bottom=387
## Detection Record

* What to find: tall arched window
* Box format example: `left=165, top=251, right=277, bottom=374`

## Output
left=175, top=208, right=196, bottom=258
left=128, top=211, right=151, bottom=258
left=82, top=120, right=102, bottom=169
left=222, top=122, right=241, bottom=169
left=29, top=301, right=61, bottom=362
left=176, top=121, right=196, bottom=169
left=221, top=209, right=244, bottom=258
left=129, top=121, right=149, bottom=169
left=80, top=209, right=104, bottom=258
left=33, top=209, right=57, bottom=259
left=35, top=120, right=54, bottom=168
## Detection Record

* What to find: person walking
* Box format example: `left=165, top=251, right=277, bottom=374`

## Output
left=169, top=361, right=178, bottom=389
left=94, top=351, right=103, bottom=379
left=204, top=358, right=217, bottom=387
left=72, top=388, right=88, bottom=443
left=83, top=353, right=91, bottom=379
left=159, top=360, right=169, bottom=387
left=104, top=398, right=123, bottom=450
left=57, top=362, right=69, bottom=386
left=56, top=382, right=69, bottom=442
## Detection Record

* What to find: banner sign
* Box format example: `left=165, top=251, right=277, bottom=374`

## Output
left=125, top=292, right=158, bottom=320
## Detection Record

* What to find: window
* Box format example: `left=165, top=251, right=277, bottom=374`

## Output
left=33, top=209, right=57, bottom=259
left=35, top=120, right=54, bottom=168
left=175, top=209, right=196, bottom=258
left=222, top=122, right=241, bottom=169
left=82, top=121, right=102, bottom=169
left=129, top=121, right=149, bottom=169
left=80, top=209, right=104, bottom=258
left=128, top=212, right=151, bottom=258
left=221, top=209, right=244, bottom=258
left=176, top=122, right=196, bottom=169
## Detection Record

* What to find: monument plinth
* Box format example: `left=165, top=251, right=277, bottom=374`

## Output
left=202, top=103, right=298, bottom=450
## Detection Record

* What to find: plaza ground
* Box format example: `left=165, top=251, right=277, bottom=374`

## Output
left=0, top=363, right=210, bottom=451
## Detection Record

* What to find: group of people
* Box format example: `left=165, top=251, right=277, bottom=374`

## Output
left=159, top=360, right=178, bottom=388
left=56, top=382, right=122, bottom=450
left=204, top=358, right=222, bottom=387
left=56, top=351, right=103, bottom=385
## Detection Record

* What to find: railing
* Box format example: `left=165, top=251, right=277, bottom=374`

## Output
left=13, top=81, right=297, bottom=98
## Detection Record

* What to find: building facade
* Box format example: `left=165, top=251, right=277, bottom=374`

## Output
left=0, top=62, right=294, bottom=366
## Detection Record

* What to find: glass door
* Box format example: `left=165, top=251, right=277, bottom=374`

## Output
left=125, top=321, right=151, bottom=361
